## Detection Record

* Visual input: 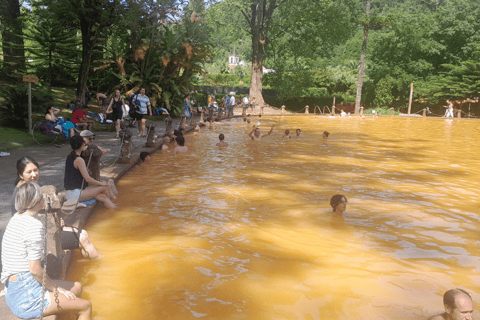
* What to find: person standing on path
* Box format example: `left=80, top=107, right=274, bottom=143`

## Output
left=106, top=89, right=125, bottom=138
left=229, top=92, right=236, bottom=116
left=184, top=94, right=192, bottom=118
left=131, top=88, right=152, bottom=137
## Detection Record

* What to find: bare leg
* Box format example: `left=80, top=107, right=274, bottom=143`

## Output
left=108, top=179, right=118, bottom=195
left=141, top=118, right=147, bottom=136
left=43, top=292, right=91, bottom=320
left=80, top=185, right=116, bottom=209
left=79, top=230, right=102, bottom=259
left=115, top=119, right=121, bottom=135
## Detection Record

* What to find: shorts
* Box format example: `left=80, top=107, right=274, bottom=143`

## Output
left=61, top=228, right=83, bottom=250
left=66, top=189, right=82, bottom=202
left=5, top=271, right=51, bottom=319
left=112, top=108, right=123, bottom=122
left=136, top=113, right=147, bottom=120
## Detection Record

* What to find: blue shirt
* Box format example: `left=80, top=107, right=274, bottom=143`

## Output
left=132, top=94, right=151, bottom=114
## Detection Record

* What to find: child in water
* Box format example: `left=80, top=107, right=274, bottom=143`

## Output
left=330, top=194, right=347, bottom=216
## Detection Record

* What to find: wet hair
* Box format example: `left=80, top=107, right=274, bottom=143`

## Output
left=45, top=106, right=53, bottom=115
left=330, top=194, right=347, bottom=212
left=15, top=156, right=39, bottom=185
left=219, top=133, right=225, bottom=141
left=323, top=131, right=330, bottom=137
left=173, top=129, right=182, bottom=137
left=176, top=135, right=185, bottom=146
left=140, top=151, right=150, bottom=162
left=296, top=129, right=301, bottom=132
left=284, top=129, right=290, bottom=135
left=444, top=288, right=472, bottom=310
left=15, top=182, right=43, bottom=214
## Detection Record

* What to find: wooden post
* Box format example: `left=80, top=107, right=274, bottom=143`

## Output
left=281, top=105, right=286, bottom=114
left=332, top=106, right=336, bottom=115
left=360, top=106, right=364, bottom=115
left=408, top=83, right=413, bottom=115
left=332, top=96, right=336, bottom=110
left=390, top=107, right=394, bottom=116
left=118, top=129, right=133, bottom=164
left=22, top=75, right=39, bottom=136
left=145, top=122, right=156, bottom=147
left=423, top=108, right=427, bottom=117
left=457, top=109, right=461, bottom=118
left=261, top=106, right=264, bottom=115
left=305, top=105, right=309, bottom=114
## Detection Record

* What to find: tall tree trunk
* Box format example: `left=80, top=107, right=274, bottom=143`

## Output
left=354, top=1, right=370, bottom=114
left=0, top=0, right=25, bottom=77
left=250, top=30, right=265, bottom=106
left=243, top=0, right=278, bottom=107
left=76, top=18, right=94, bottom=97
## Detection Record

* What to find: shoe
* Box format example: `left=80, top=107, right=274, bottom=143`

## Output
left=115, top=134, right=119, bottom=139
left=0, top=152, right=10, bottom=157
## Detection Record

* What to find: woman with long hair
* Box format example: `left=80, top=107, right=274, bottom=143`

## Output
left=64, top=136, right=116, bottom=210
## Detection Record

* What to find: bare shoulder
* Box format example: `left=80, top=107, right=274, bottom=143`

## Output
left=427, top=313, right=446, bottom=320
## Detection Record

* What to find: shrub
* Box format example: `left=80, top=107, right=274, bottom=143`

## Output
left=0, top=83, right=54, bottom=129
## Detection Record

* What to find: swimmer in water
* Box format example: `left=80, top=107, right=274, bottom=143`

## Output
left=330, top=194, right=347, bottom=216
left=174, top=135, right=188, bottom=154
left=323, top=131, right=330, bottom=138
left=296, top=129, right=302, bottom=137
left=249, top=124, right=275, bottom=141
left=161, top=137, right=170, bottom=150
left=216, top=133, right=228, bottom=147
left=283, top=129, right=291, bottom=138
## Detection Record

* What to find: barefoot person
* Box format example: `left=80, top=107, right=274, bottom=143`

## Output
left=249, top=124, right=275, bottom=141
left=2, top=182, right=92, bottom=319
left=10, top=156, right=102, bottom=259
left=330, top=194, right=347, bottom=216
left=216, top=133, right=228, bottom=147
left=65, top=135, right=116, bottom=209
left=428, top=288, right=476, bottom=320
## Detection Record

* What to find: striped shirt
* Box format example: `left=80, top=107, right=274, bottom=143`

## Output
left=1, top=213, right=44, bottom=283
left=132, top=94, right=151, bottom=114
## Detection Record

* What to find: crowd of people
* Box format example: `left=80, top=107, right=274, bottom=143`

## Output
left=1, top=93, right=477, bottom=319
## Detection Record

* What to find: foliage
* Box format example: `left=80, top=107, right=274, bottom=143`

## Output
left=0, top=83, right=54, bottom=129
left=364, top=106, right=399, bottom=115
left=25, top=19, right=80, bottom=86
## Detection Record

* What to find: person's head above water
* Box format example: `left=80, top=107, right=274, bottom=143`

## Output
left=441, top=288, right=474, bottom=320
left=16, top=156, right=39, bottom=185
left=323, top=131, right=330, bottom=138
left=330, top=194, right=347, bottom=214
left=296, top=129, right=301, bottom=136
left=284, top=129, right=290, bottom=136
left=176, top=135, right=185, bottom=146
left=140, top=151, right=150, bottom=162
left=219, top=133, right=225, bottom=141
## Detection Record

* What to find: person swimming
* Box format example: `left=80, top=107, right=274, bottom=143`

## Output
left=330, top=194, right=347, bottom=216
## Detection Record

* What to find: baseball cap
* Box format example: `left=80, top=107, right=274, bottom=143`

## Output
left=80, top=130, right=95, bottom=137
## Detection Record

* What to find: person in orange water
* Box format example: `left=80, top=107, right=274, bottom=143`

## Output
left=330, top=194, right=347, bottom=216
left=216, top=133, right=228, bottom=147
left=428, top=288, right=477, bottom=320
left=249, top=124, right=275, bottom=141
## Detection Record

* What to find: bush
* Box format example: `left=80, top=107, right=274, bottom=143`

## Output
left=0, top=83, right=54, bottom=129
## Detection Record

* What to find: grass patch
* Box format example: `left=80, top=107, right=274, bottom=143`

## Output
left=0, top=127, right=63, bottom=151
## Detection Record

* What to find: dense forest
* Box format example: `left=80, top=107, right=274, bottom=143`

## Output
left=1, top=0, right=480, bottom=128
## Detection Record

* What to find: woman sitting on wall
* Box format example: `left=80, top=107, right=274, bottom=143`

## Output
left=11, top=156, right=102, bottom=259
left=2, top=182, right=92, bottom=319
left=65, top=135, right=116, bottom=210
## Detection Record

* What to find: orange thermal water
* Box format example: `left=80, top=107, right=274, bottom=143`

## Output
left=68, top=116, right=480, bottom=319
